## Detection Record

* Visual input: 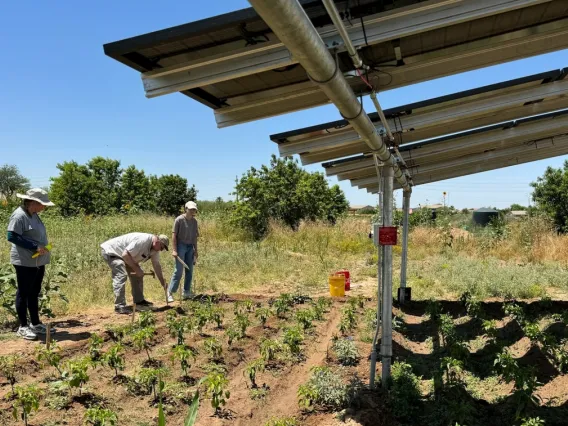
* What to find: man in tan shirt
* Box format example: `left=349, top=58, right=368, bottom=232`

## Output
left=167, top=201, right=199, bottom=302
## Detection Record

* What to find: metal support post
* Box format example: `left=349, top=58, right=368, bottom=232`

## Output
left=399, top=189, right=411, bottom=304
left=369, top=163, right=383, bottom=388
left=381, top=166, right=394, bottom=387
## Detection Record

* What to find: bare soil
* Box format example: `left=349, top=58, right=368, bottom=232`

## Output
left=1, top=292, right=568, bottom=426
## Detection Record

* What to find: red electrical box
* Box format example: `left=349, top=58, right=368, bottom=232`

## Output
left=379, top=226, right=398, bottom=245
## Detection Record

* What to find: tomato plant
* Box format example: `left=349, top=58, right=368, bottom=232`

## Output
left=11, top=385, right=41, bottom=426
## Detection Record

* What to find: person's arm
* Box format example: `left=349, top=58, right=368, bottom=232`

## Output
left=122, top=250, right=144, bottom=277
left=171, top=218, right=179, bottom=257
left=151, top=255, right=167, bottom=289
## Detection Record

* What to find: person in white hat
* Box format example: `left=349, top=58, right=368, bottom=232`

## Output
left=167, top=200, right=199, bottom=302
left=6, top=188, right=56, bottom=340
left=100, top=233, right=169, bottom=314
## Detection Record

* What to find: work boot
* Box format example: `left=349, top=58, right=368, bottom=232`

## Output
left=137, top=299, right=153, bottom=307
left=114, top=306, right=131, bottom=315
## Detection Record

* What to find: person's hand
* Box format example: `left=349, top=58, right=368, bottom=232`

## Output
left=193, top=252, right=198, bottom=265
left=172, top=250, right=178, bottom=257
left=37, top=246, right=48, bottom=256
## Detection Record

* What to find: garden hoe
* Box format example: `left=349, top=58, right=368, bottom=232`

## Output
left=174, top=255, right=194, bottom=301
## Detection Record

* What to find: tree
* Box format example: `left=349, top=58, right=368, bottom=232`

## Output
left=120, top=165, right=152, bottom=213
left=510, top=203, right=527, bottom=211
left=151, top=174, right=197, bottom=216
left=232, top=155, right=348, bottom=239
left=531, top=161, right=568, bottom=232
left=0, top=165, right=30, bottom=198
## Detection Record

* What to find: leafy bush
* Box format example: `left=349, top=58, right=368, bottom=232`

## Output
left=231, top=155, right=348, bottom=239
left=260, top=338, right=283, bottom=362
left=388, top=362, right=422, bottom=423
left=331, top=337, right=359, bottom=366
left=297, top=367, right=352, bottom=412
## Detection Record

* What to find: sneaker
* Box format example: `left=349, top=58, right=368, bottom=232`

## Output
left=114, top=306, right=131, bottom=315
left=137, top=299, right=154, bottom=307
left=182, top=292, right=193, bottom=301
left=17, top=326, right=37, bottom=341
left=29, top=323, right=56, bottom=335
left=167, top=293, right=175, bottom=303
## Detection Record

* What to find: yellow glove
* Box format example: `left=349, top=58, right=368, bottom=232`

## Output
left=32, top=243, right=52, bottom=258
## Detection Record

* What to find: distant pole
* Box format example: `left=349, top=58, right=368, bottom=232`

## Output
left=443, top=192, right=447, bottom=208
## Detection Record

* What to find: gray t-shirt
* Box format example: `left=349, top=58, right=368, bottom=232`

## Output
left=7, top=207, right=50, bottom=267
left=100, top=232, right=159, bottom=264
left=173, top=216, right=199, bottom=246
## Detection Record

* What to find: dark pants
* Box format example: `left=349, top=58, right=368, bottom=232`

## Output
left=13, top=265, right=44, bottom=327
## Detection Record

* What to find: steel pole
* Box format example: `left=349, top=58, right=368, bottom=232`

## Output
left=399, top=189, right=411, bottom=303
left=247, top=0, right=411, bottom=191
left=321, top=0, right=363, bottom=69
left=381, top=166, right=394, bottom=387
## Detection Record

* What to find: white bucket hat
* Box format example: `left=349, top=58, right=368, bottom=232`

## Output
left=185, top=201, right=198, bottom=211
left=16, top=188, right=55, bottom=206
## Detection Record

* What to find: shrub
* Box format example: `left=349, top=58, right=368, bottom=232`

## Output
left=388, top=362, right=422, bottom=423
left=297, top=367, right=351, bottom=412
left=332, top=337, right=359, bottom=366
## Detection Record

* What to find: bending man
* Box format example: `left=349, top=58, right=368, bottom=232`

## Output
left=100, top=233, right=169, bottom=314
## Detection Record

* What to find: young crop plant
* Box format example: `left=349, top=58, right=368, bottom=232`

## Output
left=103, top=343, right=125, bottom=378
left=316, top=296, right=332, bottom=311
left=504, top=302, right=526, bottom=324
left=211, top=306, right=224, bottom=329
left=264, top=417, right=298, bottom=426
left=389, top=362, right=422, bottom=424
left=439, top=314, right=456, bottom=346
left=244, top=358, right=265, bottom=389
left=520, top=417, right=546, bottom=426
left=0, top=354, right=20, bottom=392
left=440, top=357, right=464, bottom=386
left=235, top=312, right=251, bottom=336
left=133, top=327, right=156, bottom=362
left=260, top=338, right=283, bottom=362
left=426, top=299, right=441, bottom=321
left=273, top=298, right=290, bottom=319
left=203, top=337, right=223, bottom=362
left=364, top=308, right=378, bottom=331
left=200, top=370, right=230, bottom=416
left=88, top=333, right=104, bottom=364
left=62, top=357, right=90, bottom=396
left=310, top=301, right=325, bottom=321
left=225, top=324, right=244, bottom=346
left=339, top=305, right=357, bottom=335
left=138, top=311, right=157, bottom=328
left=243, top=299, right=255, bottom=313
left=167, top=313, right=191, bottom=346
left=482, top=319, right=499, bottom=343
left=11, top=385, right=41, bottom=426
left=36, top=342, right=63, bottom=376
left=297, top=367, right=351, bottom=412
left=255, top=307, right=272, bottom=327
left=195, top=306, right=210, bottom=334
left=283, top=326, right=304, bottom=356
left=171, top=345, right=196, bottom=377
left=105, top=324, right=131, bottom=343
left=295, top=309, right=315, bottom=331
left=84, top=407, right=118, bottom=426
left=137, top=367, right=167, bottom=400
left=331, top=337, right=359, bottom=366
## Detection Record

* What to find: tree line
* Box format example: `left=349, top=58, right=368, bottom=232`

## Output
left=0, top=155, right=350, bottom=239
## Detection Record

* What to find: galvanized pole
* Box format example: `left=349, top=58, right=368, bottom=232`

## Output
left=399, top=189, right=411, bottom=304
left=381, top=166, right=394, bottom=387
left=246, top=0, right=411, bottom=192
left=369, top=163, right=383, bottom=388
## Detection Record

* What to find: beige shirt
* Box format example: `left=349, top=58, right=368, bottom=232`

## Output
left=173, top=215, right=199, bottom=247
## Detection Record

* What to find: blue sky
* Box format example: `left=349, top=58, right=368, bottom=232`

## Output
left=1, top=1, right=567, bottom=209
